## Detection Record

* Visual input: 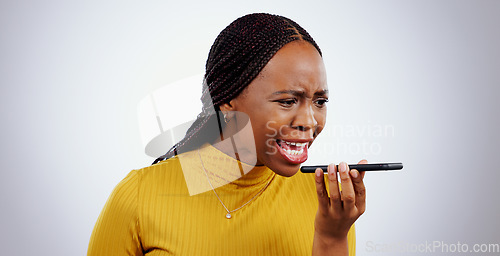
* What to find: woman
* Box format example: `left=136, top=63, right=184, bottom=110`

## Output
left=88, top=13, right=366, bottom=255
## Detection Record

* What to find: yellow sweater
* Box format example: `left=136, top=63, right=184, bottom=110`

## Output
left=88, top=144, right=356, bottom=255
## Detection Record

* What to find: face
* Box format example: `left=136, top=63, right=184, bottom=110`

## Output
left=220, top=41, right=328, bottom=177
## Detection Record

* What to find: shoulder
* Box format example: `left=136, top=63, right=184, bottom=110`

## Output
left=137, top=156, right=183, bottom=182
left=97, top=156, right=186, bottom=213
left=134, top=155, right=189, bottom=196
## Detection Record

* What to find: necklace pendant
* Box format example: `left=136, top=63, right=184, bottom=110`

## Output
left=225, top=213, right=232, bottom=219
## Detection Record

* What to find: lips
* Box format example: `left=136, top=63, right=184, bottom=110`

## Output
left=275, top=139, right=309, bottom=164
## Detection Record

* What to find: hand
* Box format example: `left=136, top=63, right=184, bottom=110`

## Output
left=312, top=160, right=367, bottom=255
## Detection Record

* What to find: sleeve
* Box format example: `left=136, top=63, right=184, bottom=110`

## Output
left=87, top=169, right=143, bottom=256
left=347, top=224, right=356, bottom=256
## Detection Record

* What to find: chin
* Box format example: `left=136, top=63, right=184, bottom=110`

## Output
left=265, top=160, right=301, bottom=177
left=259, top=140, right=309, bottom=177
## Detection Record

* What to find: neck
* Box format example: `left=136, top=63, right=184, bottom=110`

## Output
left=198, top=144, right=274, bottom=188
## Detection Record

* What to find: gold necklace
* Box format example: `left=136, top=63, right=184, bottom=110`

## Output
left=197, top=149, right=273, bottom=219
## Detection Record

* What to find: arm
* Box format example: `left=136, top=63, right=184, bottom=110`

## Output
left=312, top=160, right=366, bottom=256
left=88, top=170, right=143, bottom=256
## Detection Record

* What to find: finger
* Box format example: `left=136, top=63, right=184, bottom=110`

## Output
left=350, top=159, right=367, bottom=214
left=352, top=159, right=367, bottom=180
left=357, top=159, right=367, bottom=179
left=328, top=163, right=342, bottom=211
left=338, top=162, right=356, bottom=211
left=314, top=168, right=329, bottom=213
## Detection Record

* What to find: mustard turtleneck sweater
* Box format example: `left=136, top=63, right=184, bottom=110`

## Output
left=88, top=144, right=356, bottom=255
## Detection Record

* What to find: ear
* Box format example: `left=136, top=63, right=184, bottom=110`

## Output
left=219, top=100, right=237, bottom=112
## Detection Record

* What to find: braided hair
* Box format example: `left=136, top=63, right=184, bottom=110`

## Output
left=152, top=13, right=322, bottom=165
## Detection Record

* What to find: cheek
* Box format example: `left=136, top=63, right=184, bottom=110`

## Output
left=315, top=111, right=327, bottom=133
left=256, top=121, right=278, bottom=145
left=250, top=119, right=282, bottom=154
left=248, top=108, right=281, bottom=134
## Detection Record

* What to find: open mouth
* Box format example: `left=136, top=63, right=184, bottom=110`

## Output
left=275, top=139, right=309, bottom=164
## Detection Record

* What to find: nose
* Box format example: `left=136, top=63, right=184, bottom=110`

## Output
left=291, top=103, right=318, bottom=133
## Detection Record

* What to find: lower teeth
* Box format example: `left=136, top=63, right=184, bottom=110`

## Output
left=286, top=149, right=303, bottom=155
left=277, top=140, right=304, bottom=156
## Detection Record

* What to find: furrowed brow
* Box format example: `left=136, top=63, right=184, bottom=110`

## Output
left=314, top=89, right=329, bottom=97
left=272, top=90, right=305, bottom=97
left=272, top=89, right=328, bottom=98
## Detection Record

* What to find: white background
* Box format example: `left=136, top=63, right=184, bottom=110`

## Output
left=1, top=0, right=499, bottom=255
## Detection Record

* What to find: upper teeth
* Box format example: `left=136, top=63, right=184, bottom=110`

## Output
left=282, top=141, right=307, bottom=147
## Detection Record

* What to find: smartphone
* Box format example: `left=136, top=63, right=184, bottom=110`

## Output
left=300, top=163, right=403, bottom=173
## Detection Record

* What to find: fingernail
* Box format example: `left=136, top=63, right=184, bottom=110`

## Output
left=351, top=169, right=359, bottom=179
left=326, top=165, right=331, bottom=177
left=316, top=168, right=321, bottom=177
left=340, top=162, right=346, bottom=173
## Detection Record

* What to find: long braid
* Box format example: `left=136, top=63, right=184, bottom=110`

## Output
left=152, top=13, right=321, bottom=165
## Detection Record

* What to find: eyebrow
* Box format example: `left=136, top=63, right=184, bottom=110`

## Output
left=272, top=89, right=329, bottom=97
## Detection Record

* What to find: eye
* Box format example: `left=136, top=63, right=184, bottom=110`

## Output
left=314, top=98, right=329, bottom=108
left=276, top=98, right=297, bottom=107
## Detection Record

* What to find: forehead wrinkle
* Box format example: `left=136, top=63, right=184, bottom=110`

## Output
left=272, top=90, right=304, bottom=97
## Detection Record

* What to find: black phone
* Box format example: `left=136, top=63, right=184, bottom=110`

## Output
left=300, top=163, right=403, bottom=173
